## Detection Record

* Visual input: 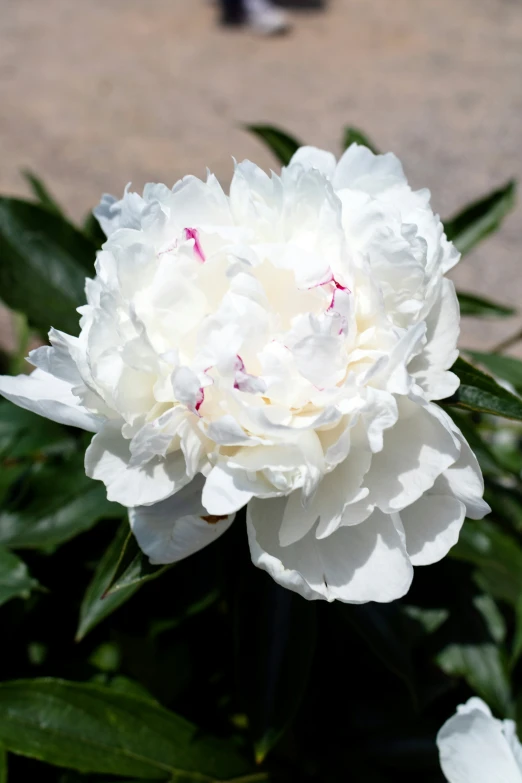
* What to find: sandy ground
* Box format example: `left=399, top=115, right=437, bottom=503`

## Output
left=0, top=0, right=521, bottom=351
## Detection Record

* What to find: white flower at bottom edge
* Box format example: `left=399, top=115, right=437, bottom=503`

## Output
left=437, top=697, right=522, bottom=783
left=0, top=143, right=490, bottom=603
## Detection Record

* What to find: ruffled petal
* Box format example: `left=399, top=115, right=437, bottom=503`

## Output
left=435, top=426, right=491, bottom=520
left=365, top=397, right=460, bottom=513
left=400, top=493, right=466, bottom=566
left=129, top=475, right=235, bottom=565
left=437, top=698, right=522, bottom=783
left=0, top=369, right=101, bottom=432
left=247, top=498, right=413, bottom=603
left=288, top=146, right=337, bottom=179
left=202, top=464, right=255, bottom=515
left=85, top=422, right=189, bottom=506
left=333, top=143, right=407, bottom=194
left=409, top=278, right=460, bottom=400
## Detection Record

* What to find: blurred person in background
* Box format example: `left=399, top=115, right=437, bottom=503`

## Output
left=220, top=0, right=291, bottom=34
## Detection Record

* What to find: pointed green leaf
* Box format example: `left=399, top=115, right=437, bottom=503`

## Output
left=457, top=291, right=515, bottom=318
left=437, top=641, right=511, bottom=716
left=235, top=566, right=316, bottom=763
left=466, top=351, right=522, bottom=392
left=342, top=127, right=379, bottom=154
left=246, top=125, right=301, bottom=166
left=105, top=531, right=168, bottom=596
left=444, top=357, right=522, bottom=420
left=22, top=170, right=64, bottom=217
left=451, top=519, right=522, bottom=605
left=77, top=523, right=140, bottom=641
left=0, top=679, right=251, bottom=780
left=0, top=198, right=97, bottom=335
left=444, top=180, right=516, bottom=255
left=435, top=596, right=512, bottom=717
left=0, top=547, right=39, bottom=608
left=0, top=455, right=123, bottom=550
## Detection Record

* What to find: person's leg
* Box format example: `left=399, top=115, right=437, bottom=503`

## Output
left=221, top=0, right=245, bottom=25
left=244, top=0, right=290, bottom=33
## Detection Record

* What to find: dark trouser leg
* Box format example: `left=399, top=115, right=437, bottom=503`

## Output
left=221, top=0, right=245, bottom=24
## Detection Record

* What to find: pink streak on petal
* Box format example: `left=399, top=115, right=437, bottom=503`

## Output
left=158, top=242, right=177, bottom=257
left=332, top=276, right=351, bottom=293
left=195, top=387, right=205, bottom=413
left=306, top=270, right=334, bottom=290
left=233, top=355, right=266, bottom=393
left=184, top=228, right=206, bottom=262
left=234, top=355, right=245, bottom=390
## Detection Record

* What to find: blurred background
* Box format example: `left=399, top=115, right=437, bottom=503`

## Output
left=0, top=0, right=521, bottom=350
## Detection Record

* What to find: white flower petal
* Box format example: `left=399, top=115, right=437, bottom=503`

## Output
left=409, top=278, right=460, bottom=400
left=400, top=493, right=466, bottom=566
left=248, top=498, right=413, bottom=603
left=0, top=369, right=101, bottom=432
left=366, top=397, right=460, bottom=513
left=288, top=146, right=337, bottom=178
left=85, top=422, right=189, bottom=506
left=202, top=464, right=254, bottom=515
left=333, top=144, right=407, bottom=194
left=129, top=475, right=234, bottom=565
left=437, top=698, right=522, bottom=783
left=436, top=427, right=491, bottom=520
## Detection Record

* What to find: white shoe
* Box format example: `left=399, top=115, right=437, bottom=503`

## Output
left=244, top=0, right=291, bottom=34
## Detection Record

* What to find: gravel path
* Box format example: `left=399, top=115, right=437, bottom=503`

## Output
left=1, top=0, right=521, bottom=350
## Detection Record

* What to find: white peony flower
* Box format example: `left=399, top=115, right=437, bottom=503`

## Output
left=437, top=697, right=522, bottom=782
left=0, top=144, right=490, bottom=603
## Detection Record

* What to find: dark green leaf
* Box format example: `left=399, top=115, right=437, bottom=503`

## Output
left=149, top=588, right=220, bottom=638
left=82, top=212, right=106, bottom=250
left=339, top=603, right=416, bottom=702
left=77, top=523, right=140, bottom=641
left=104, top=676, right=158, bottom=705
left=401, top=605, right=449, bottom=636
left=444, top=180, right=516, bottom=255
left=466, top=351, right=522, bottom=392
left=473, top=593, right=506, bottom=644
left=0, top=198, right=97, bottom=335
left=105, top=531, right=168, bottom=597
left=512, top=597, right=522, bottom=666
left=0, top=455, right=123, bottom=551
left=451, top=519, right=522, bottom=605
left=445, top=409, right=504, bottom=477
left=0, top=746, right=6, bottom=783
left=457, top=291, right=515, bottom=318
left=437, top=642, right=511, bottom=716
left=444, top=357, right=522, bottom=421
left=0, top=401, right=75, bottom=460
left=342, top=127, right=379, bottom=154
left=0, top=678, right=251, bottom=780
left=246, top=125, right=301, bottom=166
left=235, top=567, right=317, bottom=763
left=486, top=484, right=522, bottom=533
left=22, top=170, right=64, bottom=217
left=0, top=547, right=39, bottom=608
left=434, top=594, right=512, bottom=717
